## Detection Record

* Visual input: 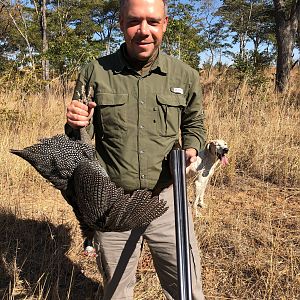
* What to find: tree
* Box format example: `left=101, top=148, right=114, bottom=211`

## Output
left=162, top=0, right=205, bottom=69
left=199, top=0, right=231, bottom=76
left=215, top=0, right=278, bottom=84
left=0, top=0, right=122, bottom=93
left=217, top=0, right=275, bottom=58
left=38, top=0, right=50, bottom=94
left=217, top=0, right=251, bottom=60
left=0, top=2, right=15, bottom=72
left=68, top=0, right=120, bottom=55
left=0, top=1, right=37, bottom=70
left=273, top=0, right=300, bottom=92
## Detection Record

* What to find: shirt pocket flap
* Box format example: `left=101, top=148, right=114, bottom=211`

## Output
left=96, top=93, right=128, bottom=106
left=156, top=94, right=186, bottom=107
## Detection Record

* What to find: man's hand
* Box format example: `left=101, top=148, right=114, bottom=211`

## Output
left=66, top=100, right=96, bottom=129
left=185, top=148, right=197, bottom=167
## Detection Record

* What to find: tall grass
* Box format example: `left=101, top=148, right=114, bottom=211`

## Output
left=0, top=72, right=299, bottom=299
left=202, top=69, right=300, bottom=187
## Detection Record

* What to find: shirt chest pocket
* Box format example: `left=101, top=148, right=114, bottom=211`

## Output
left=95, top=93, right=128, bottom=138
left=156, top=94, right=187, bottom=137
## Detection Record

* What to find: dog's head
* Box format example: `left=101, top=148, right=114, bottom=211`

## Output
left=207, top=139, right=229, bottom=165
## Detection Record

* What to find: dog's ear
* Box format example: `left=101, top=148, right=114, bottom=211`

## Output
left=208, top=141, right=217, bottom=155
left=206, top=140, right=214, bottom=150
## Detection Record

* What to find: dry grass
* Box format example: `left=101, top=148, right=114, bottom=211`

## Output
left=0, top=71, right=299, bottom=299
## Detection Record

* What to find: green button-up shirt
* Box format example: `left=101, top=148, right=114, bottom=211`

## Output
left=67, top=45, right=206, bottom=192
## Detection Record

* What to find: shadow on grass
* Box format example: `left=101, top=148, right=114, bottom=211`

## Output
left=0, top=208, right=102, bottom=300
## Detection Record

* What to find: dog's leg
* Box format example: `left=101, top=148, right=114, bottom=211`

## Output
left=195, top=179, right=207, bottom=209
left=193, top=176, right=208, bottom=218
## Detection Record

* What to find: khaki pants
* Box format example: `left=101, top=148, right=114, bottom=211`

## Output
left=94, top=185, right=205, bottom=300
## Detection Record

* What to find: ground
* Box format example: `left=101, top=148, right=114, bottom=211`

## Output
left=1, top=173, right=299, bottom=299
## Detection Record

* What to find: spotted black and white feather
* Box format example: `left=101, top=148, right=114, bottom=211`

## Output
left=10, top=134, right=168, bottom=241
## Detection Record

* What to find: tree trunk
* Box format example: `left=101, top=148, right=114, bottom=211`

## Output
left=39, top=0, right=50, bottom=96
left=273, top=0, right=300, bottom=92
left=239, top=33, right=246, bottom=60
left=275, top=21, right=293, bottom=91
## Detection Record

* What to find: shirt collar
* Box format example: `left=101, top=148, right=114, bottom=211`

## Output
left=114, top=43, right=167, bottom=75
left=114, top=44, right=128, bottom=73
left=152, top=50, right=167, bottom=74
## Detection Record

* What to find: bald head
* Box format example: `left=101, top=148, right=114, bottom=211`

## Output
left=119, top=0, right=168, bottom=16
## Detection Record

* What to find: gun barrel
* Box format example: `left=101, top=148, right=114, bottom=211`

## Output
left=171, top=148, right=192, bottom=300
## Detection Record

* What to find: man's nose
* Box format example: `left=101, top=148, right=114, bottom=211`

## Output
left=139, top=20, right=150, bottom=35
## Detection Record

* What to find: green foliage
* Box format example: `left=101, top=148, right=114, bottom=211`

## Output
left=162, top=0, right=205, bottom=69
left=232, top=50, right=274, bottom=87
left=46, top=0, right=121, bottom=73
left=0, top=0, right=121, bottom=88
left=214, top=0, right=278, bottom=86
left=202, top=19, right=232, bottom=56
left=0, top=4, right=33, bottom=67
left=0, top=0, right=296, bottom=91
left=216, top=0, right=275, bottom=58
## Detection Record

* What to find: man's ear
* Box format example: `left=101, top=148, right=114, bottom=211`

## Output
left=163, top=16, right=168, bottom=33
left=119, top=14, right=125, bottom=33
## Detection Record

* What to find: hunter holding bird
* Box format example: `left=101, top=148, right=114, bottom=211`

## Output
left=66, top=0, right=206, bottom=298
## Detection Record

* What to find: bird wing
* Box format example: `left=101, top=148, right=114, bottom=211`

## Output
left=73, top=160, right=168, bottom=232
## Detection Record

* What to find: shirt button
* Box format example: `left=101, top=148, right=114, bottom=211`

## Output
left=139, top=150, right=144, bottom=154
left=140, top=100, right=145, bottom=105
left=139, top=125, right=144, bottom=129
left=141, top=174, right=145, bottom=179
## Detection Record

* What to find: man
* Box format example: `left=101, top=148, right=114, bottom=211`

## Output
left=66, top=0, right=206, bottom=298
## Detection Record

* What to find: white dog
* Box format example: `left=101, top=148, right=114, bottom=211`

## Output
left=186, top=140, right=229, bottom=212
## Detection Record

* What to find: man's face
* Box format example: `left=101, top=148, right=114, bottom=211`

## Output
left=120, top=0, right=168, bottom=61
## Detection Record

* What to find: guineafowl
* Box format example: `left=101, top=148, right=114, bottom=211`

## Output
left=11, top=134, right=168, bottom=254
